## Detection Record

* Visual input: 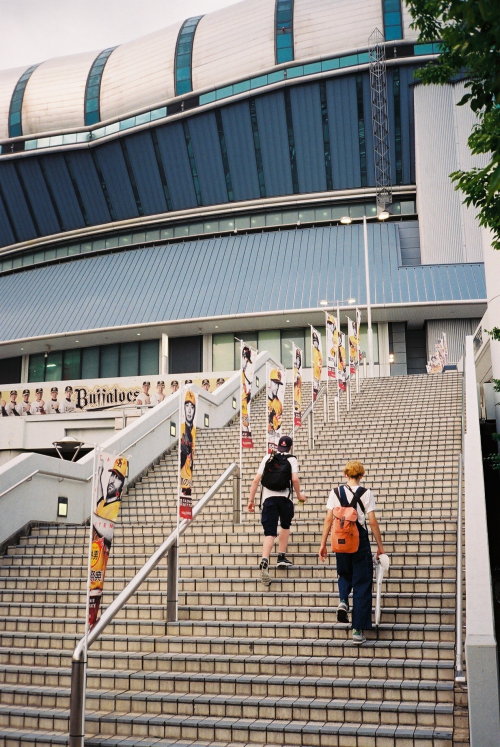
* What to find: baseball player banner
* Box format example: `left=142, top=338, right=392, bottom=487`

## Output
left=426, top=332, right=448, bottom=374
left=311, top=326, right=323, bottom=401
left=337, top=330, right=348, bottom=392
left=241, top=343, right=256, bottom=448
left=179, top=388, right=197, bottom=519
left=88, top=453, right=128, bottom=630
left=267, top=363, right=285, bottom=453
left=293, top=344, right=303, bottom=427
left=347, top=314, right=360, bottom=376
left=325, top=313, right=339, bottom=379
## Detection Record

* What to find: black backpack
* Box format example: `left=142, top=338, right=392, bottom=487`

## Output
left=261, top=453, right=294, bottom=494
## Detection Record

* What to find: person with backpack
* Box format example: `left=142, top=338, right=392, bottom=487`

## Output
left=247, top=435, right=307, bottom=586
left=318, top=460, right=385, bottom=643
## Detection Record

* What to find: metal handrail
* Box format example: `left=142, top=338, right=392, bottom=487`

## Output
left=69, top=461, right=240, bottom=747
left=455, top=450, right=465, bottom=682
left=0, top=468, right=90, bottom=500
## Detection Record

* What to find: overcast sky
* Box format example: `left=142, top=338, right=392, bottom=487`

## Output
left=0, top=0, right=236, bottom=70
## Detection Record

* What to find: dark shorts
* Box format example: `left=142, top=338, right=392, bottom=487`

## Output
left=261, top=495, right=294, bottom=536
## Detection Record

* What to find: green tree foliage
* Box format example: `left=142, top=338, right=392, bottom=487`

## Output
left=405, top=0, right=500, bottom=248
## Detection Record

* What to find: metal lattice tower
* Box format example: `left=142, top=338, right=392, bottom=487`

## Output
left=369, top=27, right=392, bottom=213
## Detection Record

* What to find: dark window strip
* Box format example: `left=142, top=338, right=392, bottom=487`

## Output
left=0, top=180, right=19, bottom=243
left=319, top=81, right=333, bottom=191
left=13, top=161, right=40, bottom=234
left=393, top=68, right=402, bottom=184
left=182, top=121, right=202, bottom=205
left=150, top=129, right=173, bottom=211
left=63, top=155, right=89, bottom=226
left=119, top=140, right=144, bottom=216
left=248, top=98, right=266, bottom=198
left=8, top=64, right=39, bottom=137
left=38, top=159, right=64, bottom=232
left=84, top=47, right=116, bottom=126
left=284, top=89, right=299, bottom=193
left=356, top=75, right=367, bottom=187
left=215, top=110, right=233, bottom=201
left=275, top=0, right=294, bottom=64
left=89, top=150, right=116, bottom=221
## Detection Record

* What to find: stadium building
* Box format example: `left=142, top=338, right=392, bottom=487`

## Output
left=0, top=0, right=489, bottom=392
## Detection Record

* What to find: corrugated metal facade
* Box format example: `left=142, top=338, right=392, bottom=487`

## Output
left=414, top=82, right=486, bottom=265
left=427, top=318, right=482, bottom=365
left=0, top=223, right=485, bottom=343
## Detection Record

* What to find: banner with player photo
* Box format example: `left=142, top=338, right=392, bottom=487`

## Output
left=325, top=313, right=338, bottom=379
left=241, top=343, right=256, bottom=448
left=426, top=332, right=448, bottom=374
left=337, top=331, right=348, bottom=392
left=311, top=326, right=323, bottom=402
left=88, top=452, right=128, bottom=630
left=179, top=388, right=197, bottom=519
left=293, top=344, right=303, bottom=427
left=348, top=312, right=360, bottom=376
left=267, top=363, right=285, bottom=453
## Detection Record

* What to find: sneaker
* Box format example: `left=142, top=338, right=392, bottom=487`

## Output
left=337, top=600, right=349, bottom=623
left=259, top=558, right=271, bottom=586
left=352, top=629, right=366, bottom=644
left=276, top=554, right=293, bottom=568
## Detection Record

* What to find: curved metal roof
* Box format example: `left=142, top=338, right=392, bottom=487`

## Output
left=0, top=0, right=419, bottom=139
left=0, top=223, right=485, bottom=344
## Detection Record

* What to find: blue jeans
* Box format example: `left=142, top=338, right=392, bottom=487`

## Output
left=336, top=528, right=373, bottom=630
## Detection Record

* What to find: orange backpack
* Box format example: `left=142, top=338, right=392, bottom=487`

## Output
left=330, top=486, right=367, bottom=553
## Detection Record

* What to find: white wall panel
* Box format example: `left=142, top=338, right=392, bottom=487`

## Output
left=192, top=0, right=275, bottom=92
left=415, top=82, right=486, bottom=264
left=0, top=66, right=26, bottom=139
left=22, top=52, right=97, bottom=136
left=401, top=4, right=419, bottom=41
left=294, top=0, right=381, bottom=61
left=427, top=319, right=481, bottom=364
left=100, top=23, right=181, bottom=122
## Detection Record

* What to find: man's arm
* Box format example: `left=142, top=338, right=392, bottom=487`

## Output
left=247, top=472, right=261, bottom=512
left=368, top=511, right=385, bottom=559
left=291, top=474, right=306, bottom=502
left=318, top=510, right=333, bottom=561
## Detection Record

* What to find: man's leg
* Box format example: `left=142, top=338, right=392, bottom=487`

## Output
left=262, top=534, right=275, bottom=560
left=277, top=499, right=294, bottom=567
left=277, top=528, right=290, bottom=554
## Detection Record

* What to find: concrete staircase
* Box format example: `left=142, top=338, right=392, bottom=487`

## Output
left=0, top=373, right=469, bottom=746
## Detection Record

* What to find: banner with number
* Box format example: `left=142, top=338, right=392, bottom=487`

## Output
left=325, top=313, right=338, bottom=379
left=311, top=326, right=323, bottom=401
left=267, top=362, right=285, bottom=452
left=179, top=388, right=197, bottom=519
left=88, top=453, right=128, bottom=629
left=337, top=331, right=348, bottom=392
left=241, top=343, right=256, bottom=448
left=348, top=314, right=360, bottom=376
left=293, top=344, right=303, bottom=427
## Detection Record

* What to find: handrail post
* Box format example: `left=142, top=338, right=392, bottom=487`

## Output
left=166, top=541, right=178, bottom=622
left=455, top=451, right=465, bottom=682
left=308, top=410, right=313, bottom=449
left=69, top=657, right=86, bottom=747
left=233, top=470, right=241, bottom=525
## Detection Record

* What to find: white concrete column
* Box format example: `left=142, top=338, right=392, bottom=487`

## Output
left=161, top=334, right=169, bottom=376
left=377, top=323, right=390, bottom=377
left=481, top=229, right=500, bottom=433
left=203, top=334, right=213, bottom=372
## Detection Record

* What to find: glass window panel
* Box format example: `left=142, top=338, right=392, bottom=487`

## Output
left=105, top=236, right=119, bottom=248
left=12, top=256, right=23, bottom=268
left=77, top=132, right=90, bottom=142
left=62, top=133, right=77, bottom=145
left=49, top=135, right=64, bottom=146
left=250, top=215, right=266, bottom=228
left=119, top=117, right=136, bottom=131
left=92, top=127, right=106, bottom=138
left=359, top=323, right=379, bottom=364
left=24, top=140, right=37, bottom=150
left=139, top=340, right=159, bottom=375
left=277, top=35, right=291, bottom=49
left=21, top=253, right=35, bottom=266
left=298, top=208, right=315, bottom=222
left=119, top=342, right=139, bottom=376
left=257, top=330, right=280, bottom=361
left=94, top=239, right=106, bottom=250
left=118, top=235, right=131, bottom=245
left=63, top=349, right=81, bottom=380
left=268, top=71, right=285, bottom=84
left=145, top=229, right=160, bottom=241
left=212, top=333, right=235, bottom=371
left=135, top=112, right=151, bottom=125
left=188, top=222, right=204, bottom=235
left=80, top=242, right=93, bottom=253
left=287, top=66, right=304, bottom=78
left=339, top=54, right=358, bottom=68
left=391, top=202, right=402, bottom=214
left=322, top=58, right=340, bottom=71
left=303, top=62, right=322, bottom=74
left=358, top=52, right=371, bottom=64
left=235, top=216, right=251, bottom=230
left=281, top=328, right=305, bottom=368
left=161, top=227, right=174, bottom=240
left=151, top=106, right=167, bottom=120
left=28, top=353, right=45, bottom=382
left=219, top=218, right=235, bottom=231
left=104, top=122, right=119, bottom=135
left=233, top=79, right=251, bottom=93
left=56, top=246, right=69, bottom=258
left=266, top=212, right=282, bottom=226
left=45, top=351, right=63, bottom=382
left=199, top=91, right=216, bottom=104
left=216, top=85, right=233, bottom=99
left=67, top=245, right=80, bottom=255
left=400, top=200, right=416, bottom=214
left=349, top=204, right=365, bottom=218
left=250, top=75, right=268, bottom=88
left=81, top=346, right=100, bottom=379
left=315, top=208, right=331, bottom=221
left=100, top=344, right=119, bottom=378
left=174, top=225, right=189, bottom=237
left=366, top=204, right=378, bottom=217
left=132, top=231, right=146, bottom=243
left=44, top=248, right=56, bottom=260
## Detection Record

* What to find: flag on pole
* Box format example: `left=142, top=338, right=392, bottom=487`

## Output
left=179, top=388, right=197, bottom=519
left=241, top=343, right=256, bottom=448
left=293, top=344, right=303, bottom=427
left=325, top=313, right=338, bottom=378
left=337, top=330, right=348, bottom=392
left=311, top=326, right=323, bottom=401
left=88, top=453, right=128, bottom=629
left=347, top=314, right=360, bottom=376
left=267, top=362, right=286, bottom=453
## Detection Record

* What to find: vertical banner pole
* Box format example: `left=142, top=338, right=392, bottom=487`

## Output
left=239, top=340, right=243, bottom=520
left=174, top=388, right=182, bottom=622
left=310, top=326, right=315, bottom=447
